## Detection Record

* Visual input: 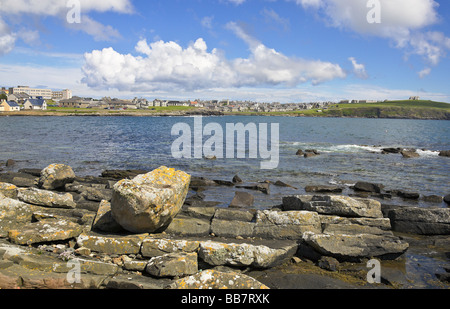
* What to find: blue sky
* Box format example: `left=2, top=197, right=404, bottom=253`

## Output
left=1, top=0, right=449, bottom=103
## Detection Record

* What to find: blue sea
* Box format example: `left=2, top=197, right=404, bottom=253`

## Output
left=0, top=115, right=448, bottom=208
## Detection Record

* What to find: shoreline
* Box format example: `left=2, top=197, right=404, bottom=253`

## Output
left=1, top=107, right=449, bottom=120
left=0, top=101, right=450, bottom=120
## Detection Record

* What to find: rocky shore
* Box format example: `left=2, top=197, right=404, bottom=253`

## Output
left=0, top=164, right=449, bottom=289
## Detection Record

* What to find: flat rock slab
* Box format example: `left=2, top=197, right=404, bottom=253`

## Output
left=141, top=236, right=201, bottom=257
left=198, top=239, right=298, bottom=268
left=253, top=210, right=321, bottom=240
left=385, top=207, right=450, bottom=235
left=18, top=187, right=76, bottom=209
left=146, top=252, right=198, bottom=278
left=0, top=264, right=105, bottom=289
left=303, top=232, right=409, bottom=261
left=8, top=219, right=84, bottom=245
left=76, top=233, right=148, bottom=255
left=167, top=269, right=269, bottom=289
left=283, top=195, right=383, bottom=218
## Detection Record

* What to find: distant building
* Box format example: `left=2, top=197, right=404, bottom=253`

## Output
left=10, top=86, right=53, bottom=99
left=7, top=92, right=30, bottom=104
left=52, top=89, right=73, bottom=101
left=409, top=96, right=420, bottom=101
left=9, top=86, right=73, bottom=101
left=23, top=98, right=47, bottom=110
left=59, top=96, right=92, bottom=108
left=0, top=100, right=20, bottom=112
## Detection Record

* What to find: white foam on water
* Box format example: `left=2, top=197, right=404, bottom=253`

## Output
left=416, top=149, right=440, bottom=157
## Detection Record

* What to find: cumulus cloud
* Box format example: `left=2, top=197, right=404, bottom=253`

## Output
left=294, top=0, right=450, bottom=67
left=82, top=24, right=346, bottom=92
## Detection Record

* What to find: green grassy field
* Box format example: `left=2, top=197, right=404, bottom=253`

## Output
left=235, top=100, right=450, bottom=119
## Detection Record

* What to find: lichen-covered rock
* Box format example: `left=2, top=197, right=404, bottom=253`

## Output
left=38, top=164, right=76, bottom=190
left=146, top=252, right=198, bottom=278
left=253, top=210, right=321, bottom=239
left=8, top=219, right=84, bottom=245
left=141, top=237, right=200, bottom=257
left=111, top=166, right=191, bottom=233
left=76, top=233, right=148, bottom=255
left=0, top=183, right=18, bottom=199
left=166, top=269, right=269, bottom=289
left=17, top=188, right=76, bottom=209
left=198, top=239, right=297, bottom=268
left=0, top=194, right=36, bottom=237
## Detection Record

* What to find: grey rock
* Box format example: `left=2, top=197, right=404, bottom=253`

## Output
left=385, top=206, right=450, bottom=235
left=353, top=181, right=384, bottom=193
left=229, top=191, right=254, bottom=208
left=38, top=164, right=76, bottom=190
left=17, top=187, right=76, bottom=209
left=303, top=232, right=409, bottom=261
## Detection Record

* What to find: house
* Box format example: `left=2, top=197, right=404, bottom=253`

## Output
left=59, top=97, right=92, bottom=108
left=23, top=98, right=47, bottom=110
left=0, top=100, right=20, bottom=112
left=7, top=92, right=30, bottom=104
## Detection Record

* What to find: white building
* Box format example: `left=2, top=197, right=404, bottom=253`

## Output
left=9, top=86, right=53, bottom=99
left=52, top=89, right=73, bottom=101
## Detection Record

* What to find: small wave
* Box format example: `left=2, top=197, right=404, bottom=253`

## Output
left=416, top=149, right=440, bottom=157
left=283, top=142, right=441, bottom=157
left=329, top=179, right=356, bottom=187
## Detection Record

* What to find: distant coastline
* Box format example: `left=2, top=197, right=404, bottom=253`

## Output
left=1, top=100, right=449, bottom=120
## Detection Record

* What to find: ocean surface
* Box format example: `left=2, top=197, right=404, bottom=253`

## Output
left=0, top=115, right=449, bottom=209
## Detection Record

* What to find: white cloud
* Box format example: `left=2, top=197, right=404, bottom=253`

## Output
left=81, top=23, right=346, bottom=92
left=0, top=18, right=15, bottom=55
left=418, top=67, right=431, bottom=79
left=1, top=0, right=133, bottom=15
left=0, top=0, right=133, bottom=52
left=294, top=0, right=450, bottom=68
left=225, top=0, right=247, bottom=5
left=348, top=57, right=368, bottom=79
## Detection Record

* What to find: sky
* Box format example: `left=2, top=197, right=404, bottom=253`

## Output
left=0, top=0, right=449, bottom=103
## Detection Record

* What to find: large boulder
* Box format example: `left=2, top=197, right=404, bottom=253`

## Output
left=111, top=166, right=191, bottom=233
left=38, top=164, right=76, bottom=190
